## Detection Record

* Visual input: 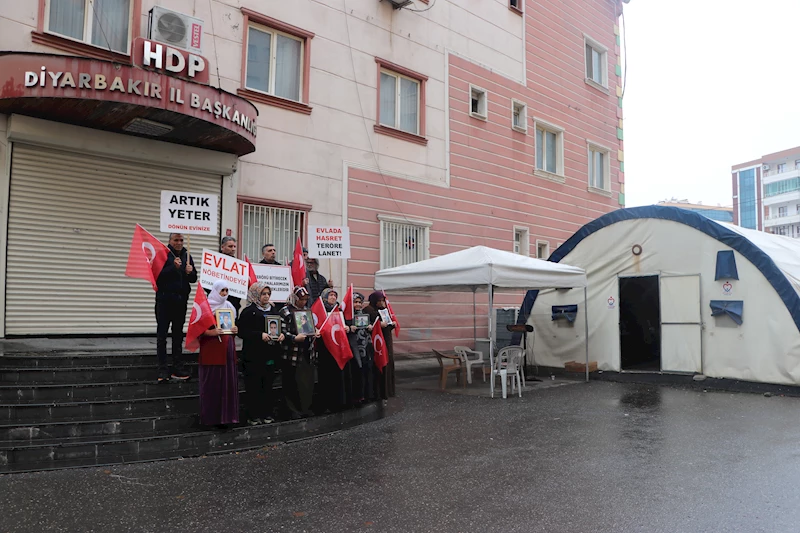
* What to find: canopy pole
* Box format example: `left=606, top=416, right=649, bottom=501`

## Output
left=472, top=288, right=477, bottom=348
left=584, top=286, right=589, bottom=383
left=488, top=284, right=494, bottom=361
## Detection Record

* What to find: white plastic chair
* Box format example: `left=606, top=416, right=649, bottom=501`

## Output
left=454, top=346, right=486, bottom=384
left=490, top=346, right=523, bottom=399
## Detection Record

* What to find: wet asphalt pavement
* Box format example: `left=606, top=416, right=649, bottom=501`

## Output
left=3, top=380, right=800, bottom=533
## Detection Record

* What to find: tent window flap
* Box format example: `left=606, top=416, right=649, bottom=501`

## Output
left=710, top=300, right=743, bottom=325
left=552, top=304, right=578, bottom=323
left=715, top=250, right=739, bottom=280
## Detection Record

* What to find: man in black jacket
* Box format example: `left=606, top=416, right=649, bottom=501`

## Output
left=259, top=243, right=281, bottom=265
left=218, top=236, right=242, bottom=315
left=155, top=233, right=197, bottom=383
left=306, top=257, right=332, bottom=305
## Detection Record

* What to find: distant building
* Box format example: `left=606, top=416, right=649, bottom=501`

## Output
left=732, top=146, right=800, bottom=237
left=657, top=200, right=733, bottom=223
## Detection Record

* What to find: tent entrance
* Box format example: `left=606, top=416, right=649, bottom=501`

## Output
left=619, top=276, right=661, bottom=371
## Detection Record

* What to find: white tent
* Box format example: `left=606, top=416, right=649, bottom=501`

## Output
left=528, top=206, right=800, bottom=386
left=374, top=246, right=590, bottom=378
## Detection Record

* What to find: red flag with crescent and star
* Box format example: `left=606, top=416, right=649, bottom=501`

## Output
left=372, top=319, right=388, bottom=372
left=320, top=306, right=353, bottom=370
left=124, top=224, right=169, bottom=291
left=383, top=292, right=400, bottom=339
left=291, top=237, right=306, bottom=289
left=186, top=288, right=216, bottom=352
left=244, top=254, right=258, bottom=286
left=341, top=284, right=354, bottom=321
left=310, top=297, right=327, bottom=329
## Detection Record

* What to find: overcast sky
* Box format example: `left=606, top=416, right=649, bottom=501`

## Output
left=622, top=0, right=800, bottom=208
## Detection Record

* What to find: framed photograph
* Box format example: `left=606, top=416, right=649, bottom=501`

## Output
left=293, top=310, right=315, bottom=335
left=379, top=308, right=393, bottom=325
left=215, top=309, right=234, bottom=334
left=266, top=316, right=282, bottom=339
left=354, top=314, right=370, bottom=328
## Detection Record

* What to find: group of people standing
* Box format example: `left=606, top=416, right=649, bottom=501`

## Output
left=154, top=234, right=396, bottom=428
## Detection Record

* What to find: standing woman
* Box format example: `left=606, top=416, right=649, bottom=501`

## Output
left=237, top=282, right=284, bottom=425
left=199, top=280, right=240, bottom=428
left=280, top=286, right=318, bottom=418
left=363, top=292, right=396, bottom=399
left=318, top=288, right=347, bottom=412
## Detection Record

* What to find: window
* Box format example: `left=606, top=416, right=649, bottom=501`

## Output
left=796, top=204, right=800, bottom=214
left=45, top=0, right=132, bottom=53
left=380, top=70, right=420, bottom=134
left=246, top=25, right=303, bottom=102
left=738, top=169, right=757, bottom=230
left=241, top=203, right=306, bottom=263
left=535, top=121, right=564, bottom=177
left=379, top=215, right=432, bottom=269
left=584, top=35, right=608, bottom=90
left=512, top=100, right=527, bottom=132
left=509, top=0, right=523, bottom=12
left=764, top=177, right=800, bottom=197
left=779, top=206, right=788, bottom=218
left=536, top=241, right=550, bottom=260
left=513, top=227, right=529, bottom=255
left=795, top=159, right=800, bottom=170
left=588, top=143, right=611, bottom=192
left=778, top=163, right=787, bottom=174
left=470, top=85, right=487, bottom=120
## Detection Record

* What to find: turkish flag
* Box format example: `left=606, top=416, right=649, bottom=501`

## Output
left=341, top=284, right=354, bottom=321
left=384, top=292, right=401, bottom=339
left=244, top=254, right=258, bottom=286
left=372, top=320, right=389, bottom=372
left=310, top=297, right=327, bottom=329
left=185, top=287, right=216, bottom=351
left=124, top=224, right=169, bottom=291
left=291, top=237, right=306, bottom=289
left=320, top=308, right=353, bottom=370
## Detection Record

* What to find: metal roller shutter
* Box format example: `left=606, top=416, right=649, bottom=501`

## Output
left=6, top=144, right=222, bottom=335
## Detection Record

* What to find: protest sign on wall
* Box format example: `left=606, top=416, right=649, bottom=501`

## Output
left=252, top=264, right=293, bottom=302
left=199, top=248, right=249, bottom=298
left=307, top=226, right=351, bottom=259
left=160, top=190, right=218, bottom=235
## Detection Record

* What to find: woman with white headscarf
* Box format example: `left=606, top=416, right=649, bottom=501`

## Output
left=198, top=280, right=240, bottom=428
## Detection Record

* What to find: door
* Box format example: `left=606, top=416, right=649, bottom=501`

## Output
left=659, top=274, right=702, bottom=373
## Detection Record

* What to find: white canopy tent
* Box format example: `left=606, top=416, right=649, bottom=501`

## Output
left=373, top=246, right=591, bottom=380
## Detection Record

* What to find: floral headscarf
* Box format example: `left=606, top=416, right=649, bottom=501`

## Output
left=247, top=282, right=271, bottom=312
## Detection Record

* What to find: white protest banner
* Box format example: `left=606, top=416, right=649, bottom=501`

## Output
left=199, top=248, right=249, bottom=298
left=308, top=226, right=351, bottom=259
left=252, top=264, right=293, bottom=302
left=160, top=190, right=218, bottom=235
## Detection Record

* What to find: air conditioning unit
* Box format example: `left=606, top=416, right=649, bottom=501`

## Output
left=763, top=164, right=771, bottom=171
left=148, top=6, right=204, bottom=54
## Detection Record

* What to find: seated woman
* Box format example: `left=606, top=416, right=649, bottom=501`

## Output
left=199, top=280, right=240, bottom=428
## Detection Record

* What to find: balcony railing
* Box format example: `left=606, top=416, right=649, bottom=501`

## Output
left=764, top=165, right=800, bottom=178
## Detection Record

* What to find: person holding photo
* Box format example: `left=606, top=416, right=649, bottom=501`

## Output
left=364, top=292, right=396, bottom=399
left=199, top=280, right=239, bottom=428
left=346, top=292, right=373, bottom=405
left=281, top=286, right=319, bottom=419
left=237, top=282, right=284, bottom=425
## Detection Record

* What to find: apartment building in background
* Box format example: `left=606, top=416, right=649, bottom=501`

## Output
left=657, top=199, right=733, bottom=223
left=0, top=0, right=626, bottom=352
left=733, top=146, right=800, bottom=238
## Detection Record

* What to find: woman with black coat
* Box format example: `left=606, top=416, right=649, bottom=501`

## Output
left=237, top=282, right=284, bottom=425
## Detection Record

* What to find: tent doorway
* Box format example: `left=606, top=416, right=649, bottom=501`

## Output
left=619, top=275, right=661, bottom=371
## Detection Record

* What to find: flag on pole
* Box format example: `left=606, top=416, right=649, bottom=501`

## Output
left=125, top=224, right=169, bottom=291
left=372, top=319, right=389, bottom=371
left=383, top=292, right=401, bottom=339
left=310, top=297, right=327, bottom=329
left=341, top=284, right=354, bottom=321
left=186, top=288, right=216, bottom=351
left=244, top=254, right=258, bottom=286
left=320, top=307, right=353, bottom=370
left=291, top=237, right=306, bottom=288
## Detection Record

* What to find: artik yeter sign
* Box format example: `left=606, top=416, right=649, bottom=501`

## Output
left=199, top=249, right=249, bottom=299
left=160, top=190, right=218, bottom=235
left=308, top=226, right=351, bottom=259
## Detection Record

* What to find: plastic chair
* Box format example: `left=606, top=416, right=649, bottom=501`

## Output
left=491, top=346, right=523, bottom=399
left=454, top=346, right=486, bottom=384
left=432, top=349, right=465, bottom=391
left=501, top=345, right=525, bottom=389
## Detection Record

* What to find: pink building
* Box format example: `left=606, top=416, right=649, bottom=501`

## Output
left=0, top=0, right=625, bottom=346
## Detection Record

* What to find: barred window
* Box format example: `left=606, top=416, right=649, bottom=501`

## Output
left=241, top=203, right=305, bottom=263
left=379, top=215, right=432, bottom=269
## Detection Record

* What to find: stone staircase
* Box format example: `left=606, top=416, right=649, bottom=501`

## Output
left=0, top=351, right=387, bottom=473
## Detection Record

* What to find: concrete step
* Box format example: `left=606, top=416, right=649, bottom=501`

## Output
left=0, top=413, right=196, bottom=442
left=0, top=365, right=195, bottom=385
left=0, top=353, right=159, bottom=369
left=0, top=380, right=201, bottom=403
left=0, top=401, right=389, bottom=474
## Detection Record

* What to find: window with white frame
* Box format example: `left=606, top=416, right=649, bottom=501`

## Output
left=509, top=0, right=522, bottom=11
left=584, top=35, right=608, bottom=89
left=246, top=24, right=304, bottom=102
left=795, top=159, right=800, bottom=170
left=379, top=70, right=421, bottom=135
left=241, top=203, right=305, bottom=264
left=535, top=121, right=564, bottom=176
left=778, top=163, right=787, bottom=173
left=470, top=85, right=487, bottom=120
left=46, top=0, right=132, bottom=53
left=380, top=216, right=431, bottom=269
left=513, top=227, right=529, bottom=255
left=536, top=240, right=549, bottom=260
left=778, top=206, right=788, bottom=218
left=512, top=100, right=527, bottom=132
left=588, top=143, right=611, bottom=191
